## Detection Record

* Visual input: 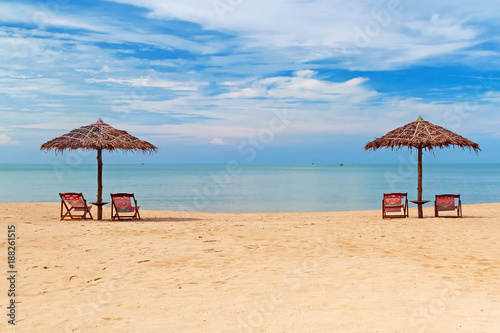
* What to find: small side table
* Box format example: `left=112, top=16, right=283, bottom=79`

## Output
left=410, top=200, right=430, bottom=218
left=91, top=202, right=109, bottom=220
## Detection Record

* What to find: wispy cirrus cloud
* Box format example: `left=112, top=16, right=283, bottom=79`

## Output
left=1, top=0, right=500, bottom=162
left=86, top=77, right=205, bottom=91
left=105, top=0, right=494, bottom=70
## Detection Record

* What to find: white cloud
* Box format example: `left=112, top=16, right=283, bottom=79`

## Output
left=209, top=138, right=228, bottom=145
left=0, top=134, right=19, bottom=146
left=220, top=88, right=261, bottom=99
left=1, top=0, right=500, bottom=157
left=0, top=77, right=95, bottom=98
left=406, top=14, right=480, bottom=41
left=75, top=65, right=112, bottom=75
left=36, top=103, right=67, bottom=108
left=105, top=0, right=492, bottom=70
left=0, top=0, right=494, bottom=77
left=115, top=123, right=258, bottom=139
left=4, top=2, right=498, bottom=69
left=107, top=94, right=497, bottom=142
left=15, top=122, right=93, bottom=131
left=219, top=70, right=377, bottom=102
left=482, top=91, right=500, bottom=103
left=86, top=77, right=204, bottom=91
left=0, top=3, right=221, bottom=57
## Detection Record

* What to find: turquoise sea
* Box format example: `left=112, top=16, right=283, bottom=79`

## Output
left=1, top=163, right=499, bottom=212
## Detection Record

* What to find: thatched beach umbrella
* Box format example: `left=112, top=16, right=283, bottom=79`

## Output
left=41, top=118, right=158, bottom=220
left=365, top=115, right=480, bottom=218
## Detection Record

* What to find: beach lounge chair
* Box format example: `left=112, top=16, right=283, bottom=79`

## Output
left=111, top=193, right=140, bottom=220
left=434, top=194, right=462, bottom=218
left=59, top=192, right=93, bottom=220
left=382, top=193, right=409, bottom=219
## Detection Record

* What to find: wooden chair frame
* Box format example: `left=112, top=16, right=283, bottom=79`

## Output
left=111, top=193, right=140, bottom=221
left=382, top=193, right=409, bottom=219
left=59, top=192, right=93, bottom=220
left=434, top=194, right=462, bottom=218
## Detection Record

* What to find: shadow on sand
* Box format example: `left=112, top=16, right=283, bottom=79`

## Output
left=100, top=217, right=203, bottom=223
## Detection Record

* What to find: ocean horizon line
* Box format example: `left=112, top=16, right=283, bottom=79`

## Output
left=2, top=163, right=499, bottom=212
left=1, top=162, right=498, bottom=166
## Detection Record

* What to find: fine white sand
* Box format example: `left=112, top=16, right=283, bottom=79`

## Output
left=1, top=202, right=499, bottom=332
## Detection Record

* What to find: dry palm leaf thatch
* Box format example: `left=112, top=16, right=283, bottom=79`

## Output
left=40, top=118, right=158, bottom=154
left=41, top=118, right=158, bottom=220
left=364, top=115, right=480, bottom=219
left=364, top=115, right=480, bottom=152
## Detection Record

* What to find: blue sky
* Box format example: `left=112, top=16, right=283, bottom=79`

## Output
left=1, top=0, right=500, bottom=164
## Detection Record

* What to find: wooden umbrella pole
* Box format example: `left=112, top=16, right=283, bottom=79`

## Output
left=40, top=119, right=158, bottom=222
left=97, top=148, right=103, bottom=220
left=417, top=147, right=423, bottom=218
left=363, top=116, right=481, bottom=219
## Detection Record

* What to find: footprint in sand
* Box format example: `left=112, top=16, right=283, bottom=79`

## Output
left=86, top=277, right=102, bottom=283
left=204, top=248, right=222, bottom=253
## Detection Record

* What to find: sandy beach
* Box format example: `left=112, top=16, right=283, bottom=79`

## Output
left=1, top=202, right=499, bottom=332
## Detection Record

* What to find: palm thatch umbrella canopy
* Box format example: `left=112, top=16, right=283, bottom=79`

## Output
left=365, top=115, right=480, bottom=218
left=41, top=118, right=158, bottom=220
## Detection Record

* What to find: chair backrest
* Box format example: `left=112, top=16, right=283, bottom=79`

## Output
left=384, top=193, right=404, bottom=206
left=112, top=194, right=134, bottom=212
left=383, top=193, right=406, bottom=212
left=60, top=193, right=85, bottom=208
left=436, top=195, right=457, bottom=211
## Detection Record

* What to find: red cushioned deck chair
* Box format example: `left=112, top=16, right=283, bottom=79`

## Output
left=111, top=193, right=140, bottom=221
left=382, top=193, right=409, bottom=219
left=434, top=194, right=462, bottom=218
left=59, top=192, right=93, bottom=220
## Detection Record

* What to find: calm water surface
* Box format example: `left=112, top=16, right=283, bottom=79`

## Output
left=1, top=164, right=499, bottom=212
